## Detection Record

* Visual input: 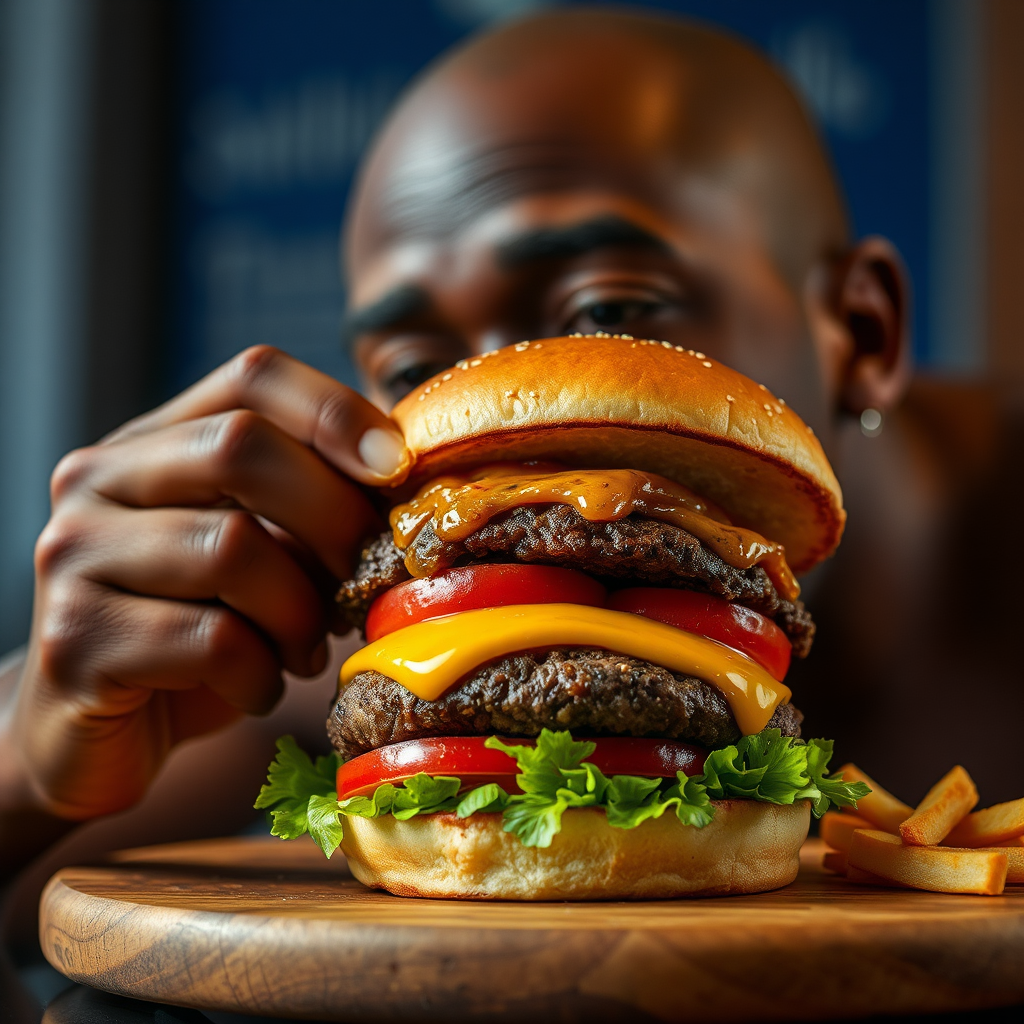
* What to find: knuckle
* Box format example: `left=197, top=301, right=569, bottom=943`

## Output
left=230, top=344, right=285, bottom=393
left=35, top=581, right=107, bottom=682
left=34, top=516, right=88, bottom=579
left=183, top=603, right=247, bottom=669
left=204, top=408, right=269, bottom=477
left=312, top=386, right=357, bottom=451
left=201, top=510, right=261, bottom=578
left=50, top=447, right=97, bottom=502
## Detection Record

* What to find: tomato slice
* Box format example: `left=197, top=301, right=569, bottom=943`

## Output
left=365, top=564, right=607, bottom=642
left=336, top=735, right=707, bottom=799
left=607, top=587, right=791, bottom=681
left=366, top=565, right=791, bottom=680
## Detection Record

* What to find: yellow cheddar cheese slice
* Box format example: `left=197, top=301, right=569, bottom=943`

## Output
left=340, top=603, right=790, bottom=735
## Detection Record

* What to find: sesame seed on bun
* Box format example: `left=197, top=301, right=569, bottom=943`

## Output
left=390, top=334, right=844, bottom=574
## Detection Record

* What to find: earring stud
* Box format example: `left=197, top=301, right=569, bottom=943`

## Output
left=860, top=408, right=883, bottom=438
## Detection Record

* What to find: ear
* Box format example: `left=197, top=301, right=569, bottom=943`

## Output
left=811, top=236, right=912, bottom=417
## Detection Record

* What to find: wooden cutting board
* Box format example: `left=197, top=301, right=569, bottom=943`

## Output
left=39, top=836, right=1024, bottom=1022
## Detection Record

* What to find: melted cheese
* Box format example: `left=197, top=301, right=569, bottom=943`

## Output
left=340, top=603, right=790, bottom=736
left=390, top=464, right=800, bottom=602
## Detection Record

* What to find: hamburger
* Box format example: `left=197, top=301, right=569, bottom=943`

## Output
left=257, top=333, right=868, bottom=899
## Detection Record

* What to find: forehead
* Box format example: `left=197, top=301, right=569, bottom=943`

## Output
left=349, top=185, right=765, bottom=314
left=345, top=35, right=729, bottom=256
left=344, top=24, right=840, bottom=298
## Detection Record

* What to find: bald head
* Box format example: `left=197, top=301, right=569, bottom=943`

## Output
left=343, top=9, right=907, bottom=448
left=347, top=9, right=848, bottom=284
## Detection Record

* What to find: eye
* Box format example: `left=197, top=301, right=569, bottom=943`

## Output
left=562, top=288, right=679, bottom=337
left=382, top=358, right=453, bottom=401
left=357, top=333, right=466, bottom=407
left=579, top=300, right=661, bottom=330
left=385, top=362, right=440, bottom=394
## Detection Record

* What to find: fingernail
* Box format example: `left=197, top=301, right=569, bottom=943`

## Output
left=358, top=427, right=409, bottom=479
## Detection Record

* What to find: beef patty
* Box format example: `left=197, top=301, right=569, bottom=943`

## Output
left=328, top=647, right=803, bottom=760
left=336, top=505, right=814, bottom=657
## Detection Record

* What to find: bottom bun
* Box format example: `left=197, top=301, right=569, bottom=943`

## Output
left=341, top=799, right=810, bottom=900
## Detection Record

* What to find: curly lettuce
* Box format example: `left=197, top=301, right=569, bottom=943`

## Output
left=255, top=728, right=870, bottom=855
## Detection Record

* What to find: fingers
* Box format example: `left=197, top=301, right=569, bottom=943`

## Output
left=104, top=345, right=412, bottom=486
left=20, top=346, right=400, bottom=821
left=77, top=506, right=328, bottom=677
left=36, top=581, right=286, bottom=717
left=116, top=598, right=287, bottom=716
left=62, top=410, right=381, bottom=580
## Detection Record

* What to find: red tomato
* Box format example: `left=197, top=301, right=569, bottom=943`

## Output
left=607, top=587, right=791, bottom=681
left=365, top=564, right=607, bottom=642
left=336, top=735, right=707, bottom=799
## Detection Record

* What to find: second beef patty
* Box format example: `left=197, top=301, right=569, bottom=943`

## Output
left=328, top=647, right=803, bottom=760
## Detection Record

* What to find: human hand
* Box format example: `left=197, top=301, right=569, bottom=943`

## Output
left=7, top=346, right=408, bottom=822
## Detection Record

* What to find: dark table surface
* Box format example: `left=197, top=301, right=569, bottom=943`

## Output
left=6, top=956, right=1023, bottom=1024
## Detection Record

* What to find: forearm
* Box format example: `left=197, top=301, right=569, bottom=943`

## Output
left=0, top=649, right=76, bottom=877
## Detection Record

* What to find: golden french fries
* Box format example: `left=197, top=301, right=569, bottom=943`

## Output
left=993, top=845, right=1024, bottom=884
left=836, top=763, right=912, bottom=833
left=943, top=797, right=1024, bottom=848
left=899, top=765, right=978, bottom=846
left=820, top=811, right=872, bottom=853
left=820, top=762, right=1021, bottom=894
left=848, top=829, right=1007, bottom=896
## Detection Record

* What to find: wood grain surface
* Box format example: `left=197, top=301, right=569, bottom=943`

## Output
left=38, top=836, right=1024, bottom=1022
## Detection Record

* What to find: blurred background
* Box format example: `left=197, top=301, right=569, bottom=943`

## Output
left=0, top=0, right=1021, bottom=661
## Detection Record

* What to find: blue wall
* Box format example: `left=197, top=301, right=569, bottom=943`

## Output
left=170, top=0, right=930, bottom=394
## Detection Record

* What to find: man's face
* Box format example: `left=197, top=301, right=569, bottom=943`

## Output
left=344, top=32, right=839, bottom=439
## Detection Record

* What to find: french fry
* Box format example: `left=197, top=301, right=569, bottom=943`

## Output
left=1002, top=846, right=1024, bottom=883
left=899, top=765, right=978, bottom=846
left=835, top=764, right=912, bottom=833
left=976, top=845, right=1024, bottom=883
left=848, top=828, right=1006, bottom=895
left=943, top=797, right=1024, bottom=848
left=822, top=849, right=847, bottom=874
left=820, top=811, right=871, bottom=853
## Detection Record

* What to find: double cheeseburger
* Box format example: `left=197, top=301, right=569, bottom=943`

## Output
left=259, top=334, right=866, bottom=899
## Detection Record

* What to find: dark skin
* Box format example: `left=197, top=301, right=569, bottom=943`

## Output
left=0, top=12, right=910, bottom=879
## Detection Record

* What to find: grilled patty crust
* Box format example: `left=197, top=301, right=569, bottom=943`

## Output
left=336, top=505, right=814, bottom=657
left=328, top=647, right=803, bottom=760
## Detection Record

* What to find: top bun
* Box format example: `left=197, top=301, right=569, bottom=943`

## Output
left=390, top=334, right=844, bottom=573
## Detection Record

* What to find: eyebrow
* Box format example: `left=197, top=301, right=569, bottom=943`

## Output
left=343, top=283, right=430, bottom=343
left=496, top=215, right=672, bottom=269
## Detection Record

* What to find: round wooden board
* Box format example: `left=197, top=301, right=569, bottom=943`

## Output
left=39, top=836, right=1024, bottom=1022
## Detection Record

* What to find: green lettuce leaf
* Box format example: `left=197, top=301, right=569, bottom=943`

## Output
left=337, top=783, right=398, bottom=819
left=603, top=774, right=670, bottom=828
left=501, top=794, right=572, bottom=847
left=659, top=774, right=716, bottom=829
left=701, top=729, right=811, bottom=804
left=306, top=793, right=346, bottom=858
left=257, top=727, right=871, bottom=855
left=484, top=730, right=611, bottom=847
left=456, top=783, right=509, bottom=817
left=337, top=774, right=464, bottom=821
left=254, top=735, right=342, bottom=843
left=391, top=774, right=461, bottom=819
left=799, top=737, right=872, bottom=816
left=698, top=730, right=870, bottom=818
